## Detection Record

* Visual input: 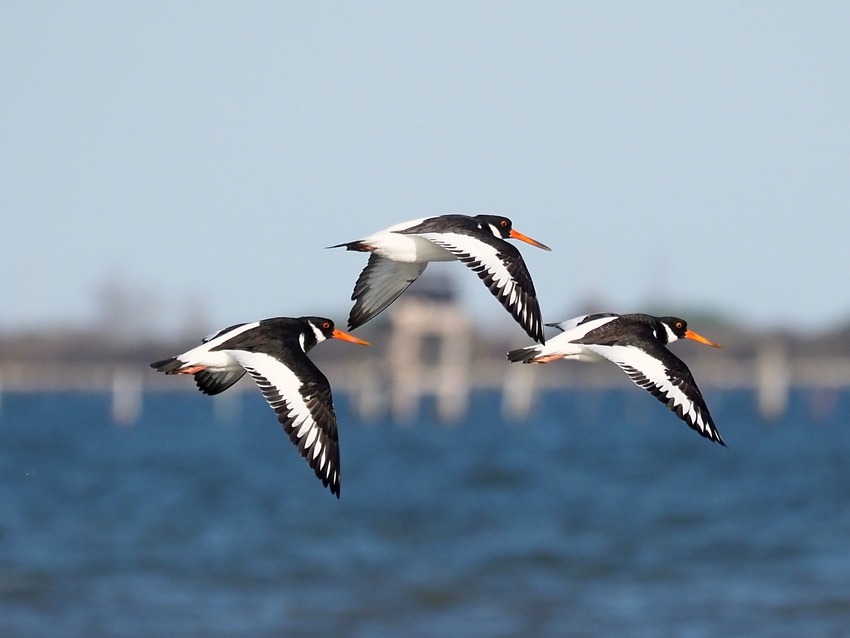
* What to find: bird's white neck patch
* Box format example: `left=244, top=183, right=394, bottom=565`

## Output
left=662, top=323, right=679, bottom=344
left=298, top=333, right=307, bottom=352
left=309, top=322, right=327, bottom=345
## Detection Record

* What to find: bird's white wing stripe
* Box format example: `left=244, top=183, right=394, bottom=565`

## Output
left=227, top=350, right=325, bottom=450
left=201, top=322, right=261, bottom=350
left=422, top=231, right=513, bottom=287
left=584, top=344, right=705, bottom=431
left=587, top=344, right=675, bottom=393
left=296, top=417, right=313, bottom=438
left=555, top=315, right=619, bottom=340
left=382, top=217, right=429, bottom=234
left=304, top=426, right=319, bottom=449
left=201, top=321, right=261, bottom=345
left=421, top=231, right=525, bottom=316
left=178, top=322, right=261, bottom=367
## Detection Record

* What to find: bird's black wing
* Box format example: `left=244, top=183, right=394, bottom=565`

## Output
left=419, top=231, right=545, bottom=343
left=229, top=350, right=342, bottom=497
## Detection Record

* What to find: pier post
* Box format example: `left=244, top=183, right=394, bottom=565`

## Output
left=501, top=363, right=537, bottom=421
left=756, top=338, right=790, bottom=420
left=353, top=360, right=386, bottom=421
left=388, top=297, right=472, bottom=423
left=111, top=367, right=143, bottom=425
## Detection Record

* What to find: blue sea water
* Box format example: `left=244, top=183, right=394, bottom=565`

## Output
left=1, top=388, right=849, bottom=637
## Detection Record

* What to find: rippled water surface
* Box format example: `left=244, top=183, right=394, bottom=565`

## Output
left=2, top=389, right=849, bottom=637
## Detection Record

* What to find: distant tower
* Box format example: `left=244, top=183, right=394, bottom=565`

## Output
left=387, top=273, right=472, bottom=422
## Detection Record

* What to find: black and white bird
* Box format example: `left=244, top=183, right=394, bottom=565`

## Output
left=507, top=313, right=725, bottom=445
left=330, top=214, right=551, bottom=343
left=150, top=316, right=369, bottom=498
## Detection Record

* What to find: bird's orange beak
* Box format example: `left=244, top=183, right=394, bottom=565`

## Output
left=332, top=329, right=370, bottom=345
left=685, top=329, right=722, bottom=348
left=509, top=228, right=551, bottom=251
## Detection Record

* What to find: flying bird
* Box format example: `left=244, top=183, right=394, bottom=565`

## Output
left=151, top=316, right=369, bottom=498
left=330, top=214, right=551, bottom=343
left=507, top=313, right=724, bottom=444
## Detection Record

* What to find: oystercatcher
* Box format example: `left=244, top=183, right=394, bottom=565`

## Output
left=150, top=316, right=369, bottom=498
left=330, top=214, right=551, bottom=343
left=507, top=313, right=725, bottom=445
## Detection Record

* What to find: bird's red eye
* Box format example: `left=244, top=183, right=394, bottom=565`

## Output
left=323, top=322, right=330, bottom=329
left=676, top=322, right=683, bottom=329
left=500, top=220, right=508, bottom=227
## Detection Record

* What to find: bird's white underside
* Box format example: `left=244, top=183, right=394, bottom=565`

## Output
left=363, top=223, right=455, bottom=263
left=177, top=321, right=261, bottom=371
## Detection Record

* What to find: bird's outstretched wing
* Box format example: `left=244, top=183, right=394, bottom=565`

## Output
left=229, top=350, right=342, bottom=497
left=584, top=343, right=725, bottom=445
left=193, top=368, right=246, bottom=395
left=348, top=254, right=427, bottom=330
left=419, top=232, right=545, bottom=343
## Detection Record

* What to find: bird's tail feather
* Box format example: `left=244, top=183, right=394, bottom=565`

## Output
left=150, top=357, right=183, bottom=373
left=326, top=240, right=370, bottom=252
left=506, top=346, right=543, bottom=364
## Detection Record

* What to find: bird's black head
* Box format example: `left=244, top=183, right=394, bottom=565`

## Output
left=474, top=215, right=551, bottom=251
left=475, top=215, right=514, bottom=239
left=660, top=316, right=689, bottom=341
left=302, top=317, right=337, bottom=342
left=300, top=316, right=371, bottom=348
left=658, top=316, right=721, bottom=348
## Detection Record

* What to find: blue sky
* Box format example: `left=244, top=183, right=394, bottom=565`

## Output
left=2, top=2, right=849, bottom=336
